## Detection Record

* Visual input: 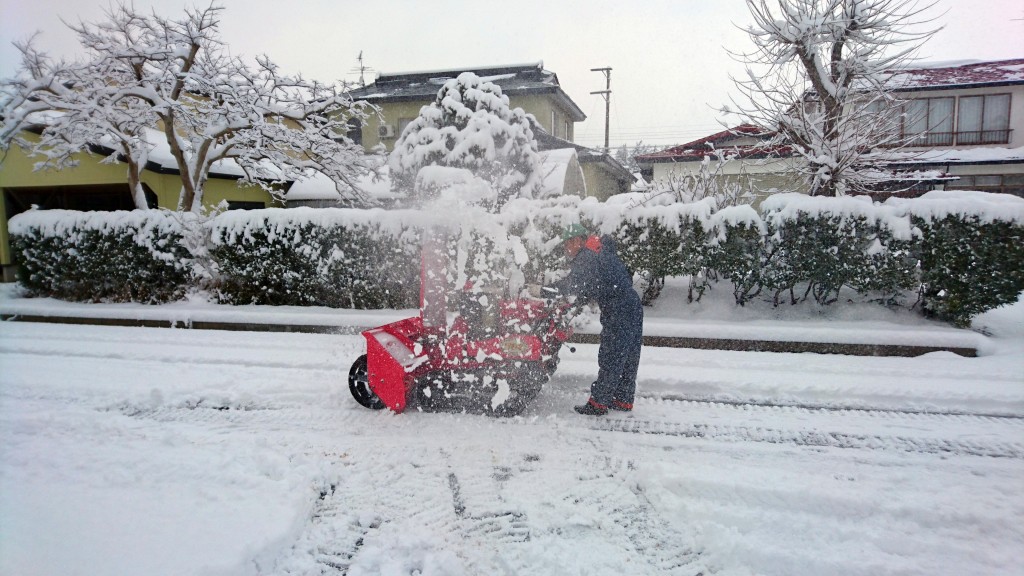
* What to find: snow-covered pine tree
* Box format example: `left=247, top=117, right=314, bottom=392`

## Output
left=727, top=0, right=939, bottom=196
left=388, top=72, right=542, bottom=210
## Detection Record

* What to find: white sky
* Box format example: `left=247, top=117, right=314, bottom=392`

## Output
left=1, top=0, right=1022, bottom=149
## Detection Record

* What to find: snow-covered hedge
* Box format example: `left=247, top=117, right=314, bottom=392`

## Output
left=8, top=209, right=195, bottom=303
left=8, top=191, right=1023, bottom=326
left=758, top=194, right=919, bottom=306
left=887, top=191, right=1024, bottom=326
left=208, top=208, right=420, bottom=308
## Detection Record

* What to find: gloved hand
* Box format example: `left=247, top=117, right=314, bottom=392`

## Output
left=526, top=283, right=542, bottom=298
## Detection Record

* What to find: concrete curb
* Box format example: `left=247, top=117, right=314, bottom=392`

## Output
left=2, top=313, right=978, bottom=358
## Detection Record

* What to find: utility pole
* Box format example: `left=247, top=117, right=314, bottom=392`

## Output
left=591, top=67, right=612, bottom=152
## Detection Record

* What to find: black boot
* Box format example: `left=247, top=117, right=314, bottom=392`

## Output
left=574, top=398, right=608, bottom=416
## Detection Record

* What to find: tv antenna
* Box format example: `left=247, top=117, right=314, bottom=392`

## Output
left=351, top=51, right=374, bottom=87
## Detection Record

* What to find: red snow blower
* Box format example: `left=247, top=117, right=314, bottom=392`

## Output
left=348, top=232, right=575, bottom=416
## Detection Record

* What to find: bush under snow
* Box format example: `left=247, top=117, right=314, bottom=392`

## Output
left=7, top=191, right=1024, bottom=326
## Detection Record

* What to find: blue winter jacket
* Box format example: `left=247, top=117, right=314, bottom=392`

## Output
left=551, top=235, right=642, bottom=324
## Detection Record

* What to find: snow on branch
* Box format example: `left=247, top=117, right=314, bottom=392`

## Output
left=1, top=2, right=385, bottom=212
left=726, top=0, right=941, bottom=197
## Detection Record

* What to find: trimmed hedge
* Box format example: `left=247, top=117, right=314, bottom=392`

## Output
left=7, top=191, right=1023, bottom=326
left=758, top=195, right=918, bottom=306
left=889, top=191, right=1024, bottom=327
left=9, top=209, right=194, bottom=303
left=208, top=208, right=420, bottom=309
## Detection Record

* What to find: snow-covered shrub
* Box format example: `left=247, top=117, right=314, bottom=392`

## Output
left=760, top=194, right=917, bottom=305
left=388, top=73, right=542, bottom=209
left=208, top=208, right=419, bottom=309
left=707, top=205, right=768, bottom=305
left=889, top=191, right=1024, bottom=327
left=614, top=199, right=717, bottom=304
left=8, top=209, right=194, bottom=302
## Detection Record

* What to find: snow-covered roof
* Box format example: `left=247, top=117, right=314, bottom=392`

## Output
left=531, top=125, right=633, bottom=183
left=133, top=127, right=248, bottom=178
left=285, top=166, right=395, bottom=202
left=882, top=146, right=1024, bottom=166
left=638, top=59, right=1024, bottom=165
left=884, top=59, right=1024, bottom=91
left=22, top=112, right=254, bottom=179
left=635, top=124, right=785, bottom=163
left=347, top=62, right=586, bottom=121
left=537, top=148, right=580, bottom=198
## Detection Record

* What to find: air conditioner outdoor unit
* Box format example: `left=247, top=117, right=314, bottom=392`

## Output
left=377, top=124, right=396, bottom=138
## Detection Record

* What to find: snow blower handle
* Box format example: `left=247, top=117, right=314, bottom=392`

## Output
left=526, top=283, right=562, bottom=299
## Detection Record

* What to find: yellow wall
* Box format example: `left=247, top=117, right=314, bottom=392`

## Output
left=0, top=140, right=279, bottom=279
left=365, top=101, right=430, bottom=151
left=0, top=192, right=9, bottom=278
left=369, top=93, right=577, bottom=152
left=581, top=163, right=629, bottom=202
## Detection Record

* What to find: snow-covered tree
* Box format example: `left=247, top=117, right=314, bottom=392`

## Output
left=0, top=38, right=157, bottom=209
left=1, top=3, right=380, bottom=212
left=639, top=152, right=754, bottom=208
left=614, top=141, right=659, bottom=174
left=727, top=0, right=939, bottom=196
left=388, top=72, right=542, bottom=210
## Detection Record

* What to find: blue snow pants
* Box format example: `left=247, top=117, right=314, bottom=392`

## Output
left=592, top=296, right=643, bottom=406
left=551, top=235, right=644, bottom=407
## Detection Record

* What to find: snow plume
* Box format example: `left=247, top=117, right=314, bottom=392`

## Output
left=411, top=167, right=532, bottom=299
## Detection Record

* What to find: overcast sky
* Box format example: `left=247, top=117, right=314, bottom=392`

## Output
left=1, top=0, right=1022, bottom=150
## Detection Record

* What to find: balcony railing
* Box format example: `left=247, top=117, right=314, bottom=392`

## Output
left=955, top=129, right=1012, bottom=145
left=907, top=129, right=1012, bottom=147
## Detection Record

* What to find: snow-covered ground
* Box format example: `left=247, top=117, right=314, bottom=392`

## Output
left=1, top=283, right=1022, bottom=575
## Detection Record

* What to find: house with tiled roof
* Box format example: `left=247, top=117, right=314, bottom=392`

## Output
left=346, top=62, right=633, bottom=200
left=636, top=58, right=1024, bottom=201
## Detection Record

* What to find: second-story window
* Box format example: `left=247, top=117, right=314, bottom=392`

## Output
left=551, top=111, right=557, bottom=137
left=904, top=97, right=954, bottom=146
left=565, top=120, right=572, bottom=141
left=957, top=94, right=1011, bottom=144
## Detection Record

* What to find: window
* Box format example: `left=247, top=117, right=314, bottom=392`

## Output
left=551, top=111, right=557, bottom=136
left=226, top=201, right=265, bottom=210
left=946, top=174, right=1024, bottom=198
left=957, top=94, right=1011, bottom=144
left=345, top=117, right=362, bottom=146
left=904, top=97, right=954, bottom=146
left=565, top=120, right=572, bottom=142
left=398, top=117, right=414, bottom=136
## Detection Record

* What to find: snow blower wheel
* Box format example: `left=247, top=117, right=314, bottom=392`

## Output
left=348, top=354, right=385, bottom=410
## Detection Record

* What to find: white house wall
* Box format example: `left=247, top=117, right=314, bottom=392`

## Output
left=896, top=84, right=1024, bottom=151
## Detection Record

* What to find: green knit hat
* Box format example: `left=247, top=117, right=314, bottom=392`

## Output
left=560, top=223, right=589, bottom=243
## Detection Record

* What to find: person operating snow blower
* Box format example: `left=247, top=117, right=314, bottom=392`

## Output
left=533, top=223, right=643, bottom=416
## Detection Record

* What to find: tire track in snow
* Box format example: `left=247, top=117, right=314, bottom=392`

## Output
left=589, top=417, right=1024, bottom=459
left=121, top=395, right=713, bottom=576
left=646, top=394, right=1024, bottom=422
left=111, top=390, right=1024, bottom=460
left=2, top=345, right=343, bottom=372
